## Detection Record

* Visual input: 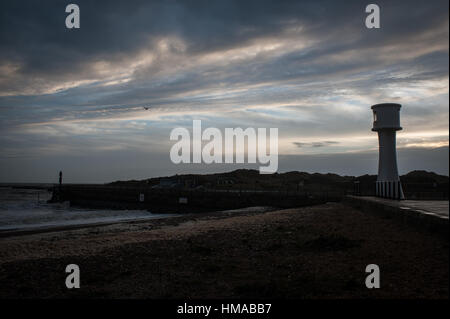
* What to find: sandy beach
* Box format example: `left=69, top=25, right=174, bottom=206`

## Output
left=0, top=203, right=448, bottom=298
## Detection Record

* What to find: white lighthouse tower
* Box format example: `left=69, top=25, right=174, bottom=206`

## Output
left=371, top=103, right=405, bottom=200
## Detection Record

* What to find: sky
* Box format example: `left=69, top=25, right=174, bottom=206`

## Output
left=0, top=0, right=448, bottom=183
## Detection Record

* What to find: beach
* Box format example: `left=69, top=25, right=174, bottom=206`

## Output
left=0, top=186, right=181, bottom=233
left=0, top=202, right=448, bottom=298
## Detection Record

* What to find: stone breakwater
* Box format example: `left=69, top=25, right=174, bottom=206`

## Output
left=49, top=184, right=345, bottom=213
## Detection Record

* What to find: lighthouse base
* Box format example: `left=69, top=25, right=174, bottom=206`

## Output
left=376, top=180, right=404, bottom=200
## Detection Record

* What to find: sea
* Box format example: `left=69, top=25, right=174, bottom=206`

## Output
left=0, top=185, right=176, bottom=232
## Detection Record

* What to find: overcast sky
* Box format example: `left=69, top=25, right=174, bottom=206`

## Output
left=0, top=0, right=448, bottom=183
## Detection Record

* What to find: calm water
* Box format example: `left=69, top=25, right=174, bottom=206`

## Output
left=0, top=186, right=175, bottom=231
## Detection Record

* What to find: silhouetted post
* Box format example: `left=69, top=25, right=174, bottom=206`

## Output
left=58, top=171, right=63, bottom=201
left=354, top=181, right=361, bottom=196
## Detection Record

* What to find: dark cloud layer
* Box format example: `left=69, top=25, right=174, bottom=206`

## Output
left=1, top=0, right=447, bottom=94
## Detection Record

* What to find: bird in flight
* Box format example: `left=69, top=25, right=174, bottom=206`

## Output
left=143, top=106, right=150, bottom=110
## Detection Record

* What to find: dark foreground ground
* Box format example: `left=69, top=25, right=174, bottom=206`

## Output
left=0, top=203, right=448, bottom=298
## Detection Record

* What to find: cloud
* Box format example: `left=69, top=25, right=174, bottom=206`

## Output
left=293, top=141, right=339, bottom=148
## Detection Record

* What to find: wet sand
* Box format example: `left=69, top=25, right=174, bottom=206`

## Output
left=0, top=203, right=448, bottom=298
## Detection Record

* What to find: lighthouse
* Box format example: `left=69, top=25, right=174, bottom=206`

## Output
left=371, top=103, right=405, bottom=200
